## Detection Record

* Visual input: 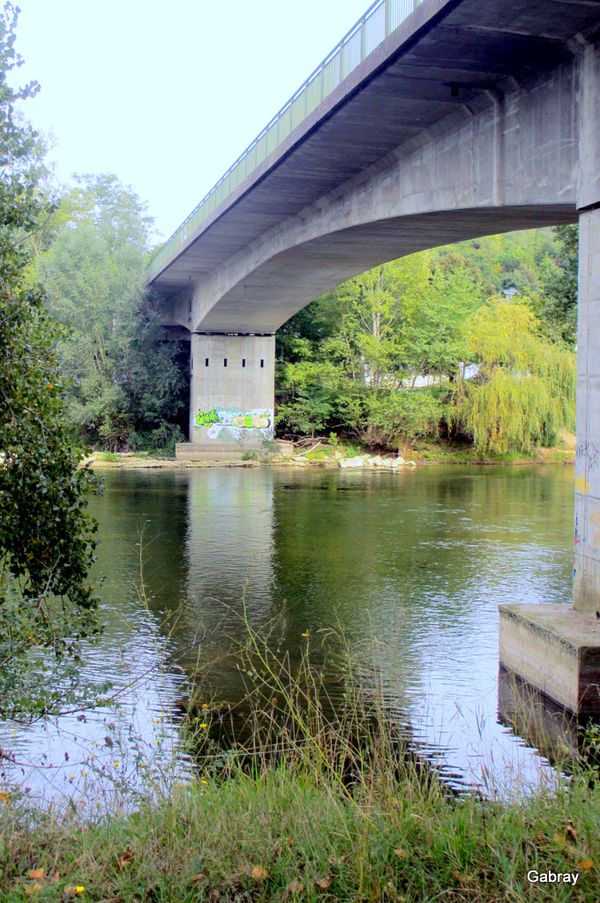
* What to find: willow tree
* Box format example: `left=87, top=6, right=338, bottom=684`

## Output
left=452, top=297, right=575, bottom=455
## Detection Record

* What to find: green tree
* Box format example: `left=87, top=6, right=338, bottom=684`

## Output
left=452, top=297, right=575, bottom=454
left=33, top=175, right=187, bottom=452
left=540, top=224, right=578, bottom=345
left=0, top=3, right=98, bottom=717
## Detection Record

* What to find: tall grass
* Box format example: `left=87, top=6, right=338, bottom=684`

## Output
left=1, top=618, right=599, bottom=901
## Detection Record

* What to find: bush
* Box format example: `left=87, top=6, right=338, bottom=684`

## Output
left=366, top=389, right=444, bottom=449
left=128, top=423, right=184, bottom=457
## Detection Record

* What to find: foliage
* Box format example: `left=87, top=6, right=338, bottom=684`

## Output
left=452, top=298, right=576, bottom=455
left=276, top=360, right=344, bottom=437
left=365, top=389, right=444, bottom=449
left=0, top=2, right=99, bottom=717
left=32, top=176, right=188, bottom=452
left=540, top=224, right=578, bottom=345
left=276, top=228, right=577, bottom=455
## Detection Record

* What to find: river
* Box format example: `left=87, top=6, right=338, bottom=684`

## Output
left=0, top=464, right=577, bottom=811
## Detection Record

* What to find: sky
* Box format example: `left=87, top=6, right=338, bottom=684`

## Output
left=14, top=0, right=372, bottom=241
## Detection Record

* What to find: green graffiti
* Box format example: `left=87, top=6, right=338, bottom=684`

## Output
left=194, top=408, right=220, bottom=428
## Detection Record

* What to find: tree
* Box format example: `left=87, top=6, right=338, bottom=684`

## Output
left=33, top=175, right=187, bottom=452
left=451, top=297, right=575, bottom=455
left=0, top=3, right=98, bottom=717
left=540, top=224, right=578, bottom=345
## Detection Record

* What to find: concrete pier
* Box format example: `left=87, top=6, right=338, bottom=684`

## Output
left=178, top=333, right=275, bottom=459
left=498, top=206, right=600, bottom=716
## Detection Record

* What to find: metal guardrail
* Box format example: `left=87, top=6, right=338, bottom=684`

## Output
left=148, top=0, right=423, bottom=281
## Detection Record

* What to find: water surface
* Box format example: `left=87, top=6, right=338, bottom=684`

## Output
left=0, top=464, right=576, bottom=806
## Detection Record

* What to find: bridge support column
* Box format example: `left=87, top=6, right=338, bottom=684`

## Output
left=177, top=333, right=275, bottom=460
left=499, top=206, right=600, bottom=715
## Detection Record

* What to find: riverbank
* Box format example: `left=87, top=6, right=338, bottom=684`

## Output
left=84, top=432, right=576, bottom=470
left=1, top=760, right=599, bottom=901
left=2, top=562, right=593, bottom=901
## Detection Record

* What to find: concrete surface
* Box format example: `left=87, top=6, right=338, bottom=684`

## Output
left=189, top=334, right=275, bottom=450
left=499, top=604, right=600, bottom=715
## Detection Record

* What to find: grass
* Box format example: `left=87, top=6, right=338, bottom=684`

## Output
left=408, top=439, right=576, bottom=466
left=2, top=752, right=599, bottom=900
left=2, top=765, right=599, bottom=901
left=1, top=622, right=598, bottom=901
left=95, top=450, right=120, bottom=463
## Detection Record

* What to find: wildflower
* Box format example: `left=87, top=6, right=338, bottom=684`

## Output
left=75, top=888, right=85, bottom=895
left=201, top=778, right=208, bottom=785
left=301, top=631, right=309, bottom=638
left=113, top=761, right=120, bottom=767
left=199, top=723, right=208, bottom=729
left=201, top=703, right=208, bottom=709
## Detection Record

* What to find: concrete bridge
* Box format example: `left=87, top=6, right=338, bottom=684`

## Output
left=149, top=0, right=600, bottom=714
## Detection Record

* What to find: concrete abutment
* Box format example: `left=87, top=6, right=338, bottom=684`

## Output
left=499, top=206, right=600, bottom=715
left=176, top=333, right=275, bottom=460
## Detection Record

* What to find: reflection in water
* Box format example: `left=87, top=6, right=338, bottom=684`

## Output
left=498, top=667, right=581, bottom=765
left=0, top=465, right=579, bottom=804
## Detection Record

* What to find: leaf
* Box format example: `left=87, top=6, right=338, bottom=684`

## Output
left=24, top=885, right=44, bottom=896
left=393, top=849, right=407, bottom=859
left=0, top=790, right=9, bottom=802
left=118, top=847, right=134, bottom=870
left=251, top=866, right=268, bottom=880
left=315, top=876, right=331, bottom=890
left=577, top=860, right=595, bottom=870
left=287, top=879, right=304, bottom=894
left=451, top=869, right=474, bottom=886
left=28, top=869, right=45, bottom=880
left=553, top=833, right=566, bottom=845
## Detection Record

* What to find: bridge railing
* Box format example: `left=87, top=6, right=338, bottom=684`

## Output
left=148, top=0, right=423, bottom=281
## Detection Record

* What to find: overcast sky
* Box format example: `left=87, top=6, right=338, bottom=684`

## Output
left=14, top=0, right=371, bottom=241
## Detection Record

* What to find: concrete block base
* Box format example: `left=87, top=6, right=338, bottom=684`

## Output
left=499, top=604, right=600, bottom=715
left=176, top=441, right=252, bottom=461
left=175, top=439, right=294, bottom=462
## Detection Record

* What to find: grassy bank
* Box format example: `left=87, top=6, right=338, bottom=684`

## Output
left=84, top=433, right=576, bottom=471
left=1, top=625, right=598, bottom=901
left=1, top=763, right=599, bottom=901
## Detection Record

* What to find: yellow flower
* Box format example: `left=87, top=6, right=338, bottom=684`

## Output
left=301, top=631, right=309, bottom=638
left=113, top=761, right=120, bottom=767
left=199, top=723, right=208, bottom=729
left=75, top=887, right=85, bottom=894
left=201, top=778, right=208, bottom=785
left=201, top=703, right=208, bottom=709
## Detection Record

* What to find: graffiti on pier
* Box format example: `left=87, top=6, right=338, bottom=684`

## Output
left=194, top=408, right=273, bottom=440
left=576, top=441, right=600, bottom=472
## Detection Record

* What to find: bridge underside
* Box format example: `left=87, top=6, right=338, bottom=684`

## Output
left=152, top=0, right=600, bottom=713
